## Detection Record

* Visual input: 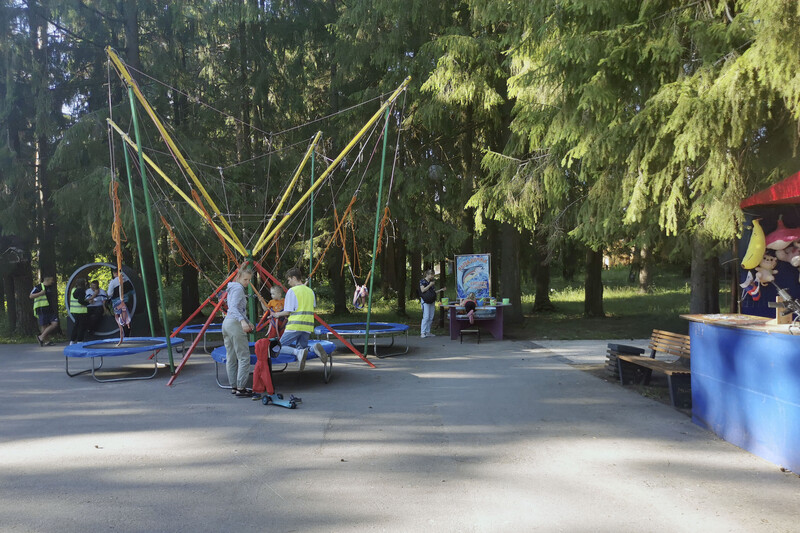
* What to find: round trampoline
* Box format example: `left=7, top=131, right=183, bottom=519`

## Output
left=314, top=322, right=409, bottom=358
left=210, top=339, right=336, bottom=387
left=172, top=323, right=224, bottom=353
left=64, top=337, right=185, bottom=383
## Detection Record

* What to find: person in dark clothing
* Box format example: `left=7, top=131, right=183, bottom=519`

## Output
left=85, top=280, right=107, bottom=334
left=30, top=276, right=59, bottom=346
left=69, top=278, right=90, bottom=345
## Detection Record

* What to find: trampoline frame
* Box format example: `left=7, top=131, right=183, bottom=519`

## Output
left=210, top=340, right=335, bottom=388
left=314, top=322, right=409, bottom=358
left=64, top=337, right=185, bottom=383
left=172, top=323, right=223, bottom=354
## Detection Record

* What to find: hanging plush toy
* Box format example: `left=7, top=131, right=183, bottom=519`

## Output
left=741, top=219, right=766, bottom=270
left=755, top=252, right=778, bottom=286
left=765, top=217, right=800, bottom=250
left=352, top=284, right=368, bottom=309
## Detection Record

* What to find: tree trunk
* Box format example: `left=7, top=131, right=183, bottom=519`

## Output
left=533, top=262, right=555, bottom=312
left=561, top=239, right=579, bottom=282
left=638, top=244, right=652, bottom=293
left=730, top=239, right=739, bottom=313
left=395, top=234, right=407, bottom=316
left=438, top=259, right=447, bottom=298
left=381, top=233, right=396, bottom=299
left=124, top=0, right=140, bottom=70
left=584, top=247, right=605, bottom=318
left=409, top=249, right=421, bottom=301
left=328, top=243, right=348, bottom=315
left=12, top=261, right=37, bottom=335
left=487, top=220, right=500, bottom=296
left=3, top=273, right=16, bottom=331
left=690, top=235, right=721, bottom=314
left=532, top=229, right=555, bottom=312
left=29, top=1, right=56, bottom=279
left=500, top=222, right=523, bottom=323
left=181, top=263, right=200, bottom=320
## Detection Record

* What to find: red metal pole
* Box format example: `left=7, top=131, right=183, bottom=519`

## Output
left=167, top=296, right=228, bottom=386
left=252, top=261, right=375, bottom=368
left=171, top=269, right=237, bottom=337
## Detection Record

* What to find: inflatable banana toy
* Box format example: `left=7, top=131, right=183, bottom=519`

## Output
left=741, top=219, right=766, bottom=270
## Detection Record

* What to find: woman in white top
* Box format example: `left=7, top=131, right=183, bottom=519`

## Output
left=223, top=266, right=255, bottom=397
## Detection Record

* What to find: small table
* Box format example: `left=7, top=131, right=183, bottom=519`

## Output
left=442, top=303, right=508, bottom=341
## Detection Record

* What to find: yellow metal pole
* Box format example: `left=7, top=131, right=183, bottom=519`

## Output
left=258, top=77, right=411, bottom=249
left=106, top=47, right=246, bottom=253
left=252, top=131, right=322, bottom=255
left=108, top=119, right=247, bottom=256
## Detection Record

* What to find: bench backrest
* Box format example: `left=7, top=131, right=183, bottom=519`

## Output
left=648, top=330, right=690, bottom=360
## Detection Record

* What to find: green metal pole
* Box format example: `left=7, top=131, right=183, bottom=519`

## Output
left=120, top=132, right=156, bottom=336
left=245, top=254, right=256, bottom=343
left=364, top=108, right=392, bottom=352
left=309, top=150, right=315, bottom=286
left=128, top=87, right=175, bottom=372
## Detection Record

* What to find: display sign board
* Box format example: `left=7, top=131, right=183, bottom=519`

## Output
left=455, top=254, right=491, bottom=299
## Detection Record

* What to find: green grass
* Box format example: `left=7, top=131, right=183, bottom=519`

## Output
left=1, top=266, right=720, bottom=342
left=508, top=267, right=704, bottom=340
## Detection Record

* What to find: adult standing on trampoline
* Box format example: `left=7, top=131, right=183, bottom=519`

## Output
left=269, top=267, right=326, bottom=371
left=419, top=269, right=444, bottom=338
left=223, top=265, right=255, bottom=397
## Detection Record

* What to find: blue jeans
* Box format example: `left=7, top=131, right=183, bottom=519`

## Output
left=421, top=301, right=435, bottom=336
left=278, top=329, right=311, bottom=358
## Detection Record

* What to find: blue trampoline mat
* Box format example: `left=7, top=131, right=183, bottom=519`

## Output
left=314, top=322, right=409, bottom=336
left=210, top=339, right=335, bottom=365
left=64, top=337, right=185, bottom=358
left=173, top=323, right=224, bottom=334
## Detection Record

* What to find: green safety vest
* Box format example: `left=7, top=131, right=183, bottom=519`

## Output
left=69, top=291, right=88, bottom=314
left=286, top=285, right=315, bottom=333
left=32, top=284, right=49, bottom=312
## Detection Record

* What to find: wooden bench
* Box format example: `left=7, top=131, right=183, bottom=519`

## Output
left=617, top=330, right=691, bottom=409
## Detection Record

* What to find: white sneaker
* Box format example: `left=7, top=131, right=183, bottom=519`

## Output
left=313, top=343, right=327, bottom=364
left=297, top=348, right=308, bottom=371
left=426, top=333, right=436, bottom=337
left=420, top=333, right=427, bottom=338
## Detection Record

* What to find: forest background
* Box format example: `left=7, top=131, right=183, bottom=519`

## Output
left=2, top=0, right=800, bottom=338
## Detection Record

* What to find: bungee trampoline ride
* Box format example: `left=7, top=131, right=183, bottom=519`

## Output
left=314, top=322, right=409, bottom=358
left=64, top=337, right=185, bottom=383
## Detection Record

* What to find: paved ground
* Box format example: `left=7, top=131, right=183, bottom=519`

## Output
left=1, top=333, right=798, bottom=532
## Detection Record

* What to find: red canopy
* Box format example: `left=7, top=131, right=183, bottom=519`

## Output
left=741, top=169, right=800, bottom=209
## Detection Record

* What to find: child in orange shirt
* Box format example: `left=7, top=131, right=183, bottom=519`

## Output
left=266, top=286, right=286, bottom=339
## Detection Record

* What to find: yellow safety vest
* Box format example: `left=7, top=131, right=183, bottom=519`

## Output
left=69, top=291, right=88, bottom=314
left=286, top=285, right=315, bottom=333
left=32, top=284, right=49, bottom=312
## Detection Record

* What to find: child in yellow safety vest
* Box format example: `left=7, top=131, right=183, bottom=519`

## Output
left=268, top=267, right=326, bottom=371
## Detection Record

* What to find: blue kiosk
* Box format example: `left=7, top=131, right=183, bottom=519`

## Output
left=685, top=170, right=800, bottom=474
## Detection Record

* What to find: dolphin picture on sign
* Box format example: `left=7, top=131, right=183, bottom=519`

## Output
left=455, top=254, right=491, bottom=299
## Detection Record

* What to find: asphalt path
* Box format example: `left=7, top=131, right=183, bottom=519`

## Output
left=1, top=335, right=798, bottom=532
